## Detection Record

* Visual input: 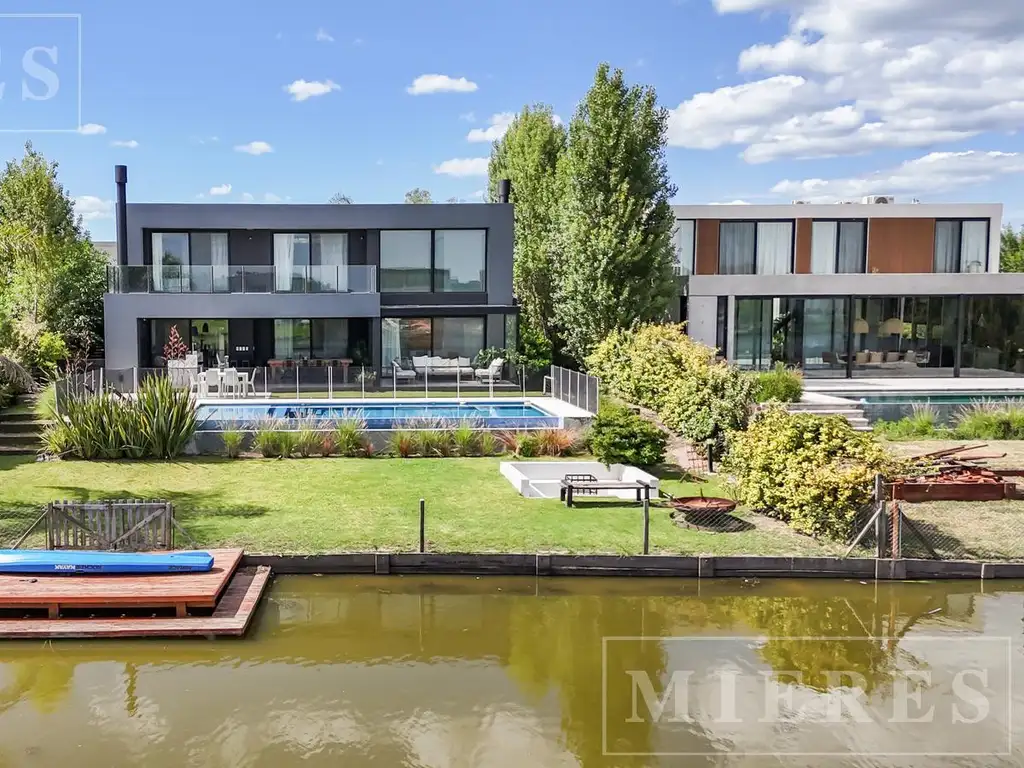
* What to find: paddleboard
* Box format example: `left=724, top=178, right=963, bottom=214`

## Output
left=0, top=549, right=215, bottom=575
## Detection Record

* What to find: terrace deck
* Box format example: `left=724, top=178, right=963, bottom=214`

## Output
left=0, top=548, right=243, bottom=620
left=0, top=565, right=271, bottom=639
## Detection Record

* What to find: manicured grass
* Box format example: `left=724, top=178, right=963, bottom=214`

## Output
left=1, top=383, right=53, bottom=417
left=901, top=499, right=1024, bottom=561
left=0, top=456, right=837, bottom=556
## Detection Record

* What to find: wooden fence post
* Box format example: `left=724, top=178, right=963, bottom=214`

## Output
left=874, top=475, right=888, bottom=559
left=419, top=498, right=426, bottom=553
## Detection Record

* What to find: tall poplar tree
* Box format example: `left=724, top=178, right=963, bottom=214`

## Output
left=553, top=64, right=677, bottom=365
left=487, top=104, right=566, bottom=350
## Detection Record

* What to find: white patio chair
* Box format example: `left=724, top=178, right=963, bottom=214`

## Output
left=243, top=369, right=258, bottom=397
left=474, top=357, right=504, bottom=383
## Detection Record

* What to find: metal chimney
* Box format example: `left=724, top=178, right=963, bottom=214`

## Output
left=497, top=179, right=511, bottom=204
left=114, top=165, right=128, bottom=265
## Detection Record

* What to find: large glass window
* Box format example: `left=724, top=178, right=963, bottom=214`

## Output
left=311, top=233, right=349, bottom=291
left=434, top=317, right=485, bottom=359
left=191, top=319, right=229, bottom=368
left=719, top=222, right=756, bottom=274
left=150, top=232, right=229, bottom=292
left=935, top=220, right=989, bottom=273
left=380, top=230, right=432, bottom=292
left=151, top=233, right=189, bottom=292
left=381, top=317, right=432, bottom=370
left=719, top=221, right=792, bottom=274
left=811, top=221, right=866, bottom=274
left=434, top=230, right=485, bottom=291
left=961, top=297, right=1024, bottom=375
left=851, top=296, right=957, bottom=377
left=273, top=319, right=312, bottom=360
left=674, top=220, right=695, bottom=274
left=311, top=319, right=349, bottom=359
left=150, top=319, right=189, bottom=364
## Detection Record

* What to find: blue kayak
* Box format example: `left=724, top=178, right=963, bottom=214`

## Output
left=0, top=549, right=214, bottom=575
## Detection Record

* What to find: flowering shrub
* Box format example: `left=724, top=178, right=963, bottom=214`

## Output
left=723, top=406, right=900, bottom=540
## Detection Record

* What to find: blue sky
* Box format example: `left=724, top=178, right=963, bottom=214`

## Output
left=1, top=0, right=1021, bottom=241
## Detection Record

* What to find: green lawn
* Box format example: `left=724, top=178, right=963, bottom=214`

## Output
left=0, top=455, right=837, bottom=557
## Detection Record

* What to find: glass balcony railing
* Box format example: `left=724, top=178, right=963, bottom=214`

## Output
left=106, top=265, right=378, bottom=294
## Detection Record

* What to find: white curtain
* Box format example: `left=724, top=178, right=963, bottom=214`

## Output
left=934, top=221, right=960, bottom=273
left=811, top=222, right=837, bottom=274
left=382, top=319, right=401, bottom=373
left=211, top=233, right=229, bottom=292
left=274, top=234, right=295, bottom=292
left=756, top=222, right=793, bottom=275
left=961, top=221, right=988, bottom=273
left=719, top=222, right=755, bottom=274
left=151, top=232, right=164, bottom=291
left=317, top=234, right=348, bottom=291
left=674, top=220, right=695, bottom=274
left=837, top=221, right=866, bottom=273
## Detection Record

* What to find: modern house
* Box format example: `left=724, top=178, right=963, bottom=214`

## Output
left=103, top=166, right=517, bottom=384
left=672, top=200, right=1024, bottom=378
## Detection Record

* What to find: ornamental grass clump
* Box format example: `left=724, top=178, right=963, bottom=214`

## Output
left=723, top=406, right=902, bottom=541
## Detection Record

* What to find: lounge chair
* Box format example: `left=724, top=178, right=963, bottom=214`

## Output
left=391, top=359, right=417, bottom=381
left=474, top=357, right=504, bottom=383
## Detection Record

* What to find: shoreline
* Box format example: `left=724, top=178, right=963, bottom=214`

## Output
left=243, top=553, right=1024, bottom=580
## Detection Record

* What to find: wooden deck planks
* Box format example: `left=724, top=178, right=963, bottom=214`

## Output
left=0, top=566, right=271, bottom=639
left=0, top=549, right=243, bottom=612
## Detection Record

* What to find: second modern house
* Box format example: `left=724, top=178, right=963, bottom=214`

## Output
left=672, top=200, right=1024, bottom=378
left=103, top=166, right=517, bottom=384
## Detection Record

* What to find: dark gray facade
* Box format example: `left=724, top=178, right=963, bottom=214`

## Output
left=104, top=193, right=516, bottom=377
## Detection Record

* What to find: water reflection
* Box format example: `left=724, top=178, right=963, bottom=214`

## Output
left=0, top=577, right=1021, bottom=766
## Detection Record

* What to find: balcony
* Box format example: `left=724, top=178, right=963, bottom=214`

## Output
left=106, top=265, right=377, bottom=294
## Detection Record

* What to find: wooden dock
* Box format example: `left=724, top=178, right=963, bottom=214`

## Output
left=0, top=548, right=272, bottom=639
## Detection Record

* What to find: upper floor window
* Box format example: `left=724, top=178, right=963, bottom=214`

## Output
left=150, top=231, right=228, bottom=292
left=434, top=229, right=485, bottom=291
left=380, top=229, right=486, bottom=293
left=719, top=221, right=793, bottom=275
left=673, top=220, right=695, bottom=275
left=811, top=220, right=866, bottom=274
left=380, top=230, right=432, bottom=292
left=274, top=233, right=348, bottom=291
left=935, top=220, right=988, bottom=273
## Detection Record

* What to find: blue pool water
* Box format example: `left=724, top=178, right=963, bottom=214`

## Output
left=196, top=399, right=559, bottom=430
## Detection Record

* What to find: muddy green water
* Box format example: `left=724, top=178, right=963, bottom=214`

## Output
left=1, top=576, right=1023, bottom=766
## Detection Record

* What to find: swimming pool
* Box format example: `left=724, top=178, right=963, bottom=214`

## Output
left=196, top=399, right=560, bottom=430
left=857, top=393, right=1024, bottom=405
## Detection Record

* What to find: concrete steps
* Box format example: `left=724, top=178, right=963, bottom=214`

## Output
left=0, top=407, right=49, bottom=455
left=784, top=398, right=872, bottom=431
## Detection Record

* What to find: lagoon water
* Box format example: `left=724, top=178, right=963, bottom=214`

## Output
left=1, top=576, right=1023, bottom=766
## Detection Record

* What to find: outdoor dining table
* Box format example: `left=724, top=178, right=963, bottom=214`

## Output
left=198, top=368, right=242, bottom=397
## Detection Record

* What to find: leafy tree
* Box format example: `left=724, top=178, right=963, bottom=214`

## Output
left=328, top=192, right=353, bottom=204
left=553, top=64, right=677, bottom=365
left=1001, top=224, right=1024, bottom=273
left=404, top=188, right=433, bottom=204
left=487, top=104, right=566, bottom=353
left=0, top=143, right=104, bottom=362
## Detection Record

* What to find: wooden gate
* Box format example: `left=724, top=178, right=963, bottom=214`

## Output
left=46, top=500, right=179, bottom=551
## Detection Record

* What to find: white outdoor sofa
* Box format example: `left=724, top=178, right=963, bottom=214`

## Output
left=411, top=355, right=475, bottom=378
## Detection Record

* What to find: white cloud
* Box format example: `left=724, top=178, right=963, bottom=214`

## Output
left=234, top=140, right=273, bottom=155
left=406, top=74, right=478, bottom=95
left=209, top=183, right=232, bottom=196
left=771, top=150, right=1024, bottom=202
left=668, top=0, right=1024, bottom=162
left=77, top=123, right=106, bottom=135
left=433, top=157, right=489, bottom=177
left=315, top=27, right=334, bottom=43
left=466, top=112, right=515, bottom=142
left=110, top=139, right=139, bottom=149
left=264, top=193, right=283, bottom=202
left=240, top=192, right=254, bottom=202
left=459, top=111, right=477, bottom=122
left=709, top=199, right=752, bottom=205
left=469, top=189, right=486, bottom=199
left=74, top=195, right=113, bottom=221
left=284, top=79, right=340, bottom=101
